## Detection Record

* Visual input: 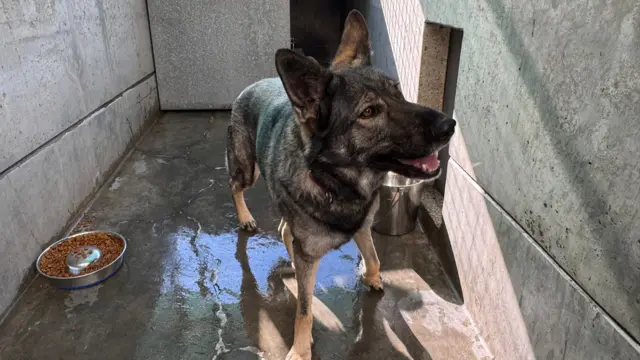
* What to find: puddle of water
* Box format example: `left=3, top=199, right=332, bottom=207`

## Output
left=64, top=284, right=103, bottom=314
left=133, top=159, right=148, bottom=174
left=109, top=177, right=124, bottom=191
left=134, top=223, right=362, bottom=359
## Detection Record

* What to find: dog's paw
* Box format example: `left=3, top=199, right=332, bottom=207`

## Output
left=285, top=347, right=311, bottom=360
left=362, top=273, right=384, bottom=291
left=239, top=218, right=258, bottom=232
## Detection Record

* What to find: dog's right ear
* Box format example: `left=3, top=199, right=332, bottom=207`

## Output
left=275, top=49, right=332, bottom=134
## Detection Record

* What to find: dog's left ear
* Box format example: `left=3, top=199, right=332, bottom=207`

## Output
left=331, top=10, right=371, bottom=69
left=275, top=49, right=332, bottom=135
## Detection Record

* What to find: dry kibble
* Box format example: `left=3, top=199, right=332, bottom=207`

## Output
left=39, top=232, right=124, bottom=277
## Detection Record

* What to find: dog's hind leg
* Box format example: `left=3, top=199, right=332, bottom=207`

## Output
left=226, top=114, right=260, bottom=232
left=354, top=227, right=383, bottom=290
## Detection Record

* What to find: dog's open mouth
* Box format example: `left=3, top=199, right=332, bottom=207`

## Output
left=395, top=152, right=441, bottom=178
left=371, top=151, right=443, bottom=180
left=398, top=153, right=440, bottom=173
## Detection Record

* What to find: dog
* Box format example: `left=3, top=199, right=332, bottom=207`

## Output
left=225, top=10, right=455, bottom=360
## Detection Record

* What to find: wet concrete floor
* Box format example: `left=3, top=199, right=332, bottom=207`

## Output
left=0, top=112, right=492, bottom=360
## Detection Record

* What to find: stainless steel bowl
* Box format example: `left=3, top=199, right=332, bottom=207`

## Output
left=373, top=172, right=427, bottom=236
left=36, top=230, right=127, bottom=290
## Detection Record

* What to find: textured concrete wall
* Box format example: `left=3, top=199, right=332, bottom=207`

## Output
left=0, top=0, right=154, bottom=172
left=147, top=0, right=290, bottom=110
left=356, top=0, right=640, bottom=356
left=0, top=0, right=158, bottom=316
left=444, top=144, right=640, bottom=359
left=417, top=24, right=450, bottom=111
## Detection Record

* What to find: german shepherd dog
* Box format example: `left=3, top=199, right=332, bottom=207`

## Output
left=226, top=10, right=455, bottom=360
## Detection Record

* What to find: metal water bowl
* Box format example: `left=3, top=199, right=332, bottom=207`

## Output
left=373, top=172, right=426, bottom=236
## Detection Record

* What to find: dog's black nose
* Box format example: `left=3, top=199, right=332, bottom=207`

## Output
left=432, top=118, right=456, bottom=138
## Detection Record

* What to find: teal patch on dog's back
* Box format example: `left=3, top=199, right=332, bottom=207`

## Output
left=253, top=78, right=294, bottom=172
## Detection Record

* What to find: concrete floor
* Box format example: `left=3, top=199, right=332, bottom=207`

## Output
left=0, top=112, right=493, bottom=360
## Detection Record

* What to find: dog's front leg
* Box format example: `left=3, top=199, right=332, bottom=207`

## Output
left=279, top=219, right=296, bottom=270
left=354, top=227, right=383, bottom=290
left=286, top=247, right=320, bottom=360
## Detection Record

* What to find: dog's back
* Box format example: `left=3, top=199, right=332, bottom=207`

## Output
left=230, top=77, right=293, bottom=179
left=226, top=76, right=300, bottom=232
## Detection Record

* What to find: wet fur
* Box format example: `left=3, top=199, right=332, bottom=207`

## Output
left=226, top=10, right=455, bottom=360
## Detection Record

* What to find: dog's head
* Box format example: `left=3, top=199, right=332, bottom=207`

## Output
left=275, top=10, right=455, bottom=180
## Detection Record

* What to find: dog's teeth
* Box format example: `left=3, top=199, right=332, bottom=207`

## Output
left=422, top=164, right=428, bottom=171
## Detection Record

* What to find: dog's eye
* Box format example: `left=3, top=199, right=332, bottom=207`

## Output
left=360, top=106, right=378, bottom=119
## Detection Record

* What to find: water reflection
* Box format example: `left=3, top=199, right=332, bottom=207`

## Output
left=137, top=213, right=435, bottom=359
left=233, top=229, right=431, bottom=360
left=236, top=230, right=296, bottom=359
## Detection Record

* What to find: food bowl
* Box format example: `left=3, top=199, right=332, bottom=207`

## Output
left=36, top=231, right=127, bottom=290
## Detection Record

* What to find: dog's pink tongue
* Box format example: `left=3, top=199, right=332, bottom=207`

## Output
left=422, top=153, right=440, bottom=171
left=404, top=153, right=440, bottom=172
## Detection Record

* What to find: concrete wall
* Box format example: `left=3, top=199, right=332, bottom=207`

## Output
left=0, top=0, right=159, bottom=316
left=355, top=0, right=640, bottom=357
left=147, top=0, right=290, bottom=110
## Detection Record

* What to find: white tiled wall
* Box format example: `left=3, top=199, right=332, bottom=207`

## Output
left=369, top=0, right=425, bottom=103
